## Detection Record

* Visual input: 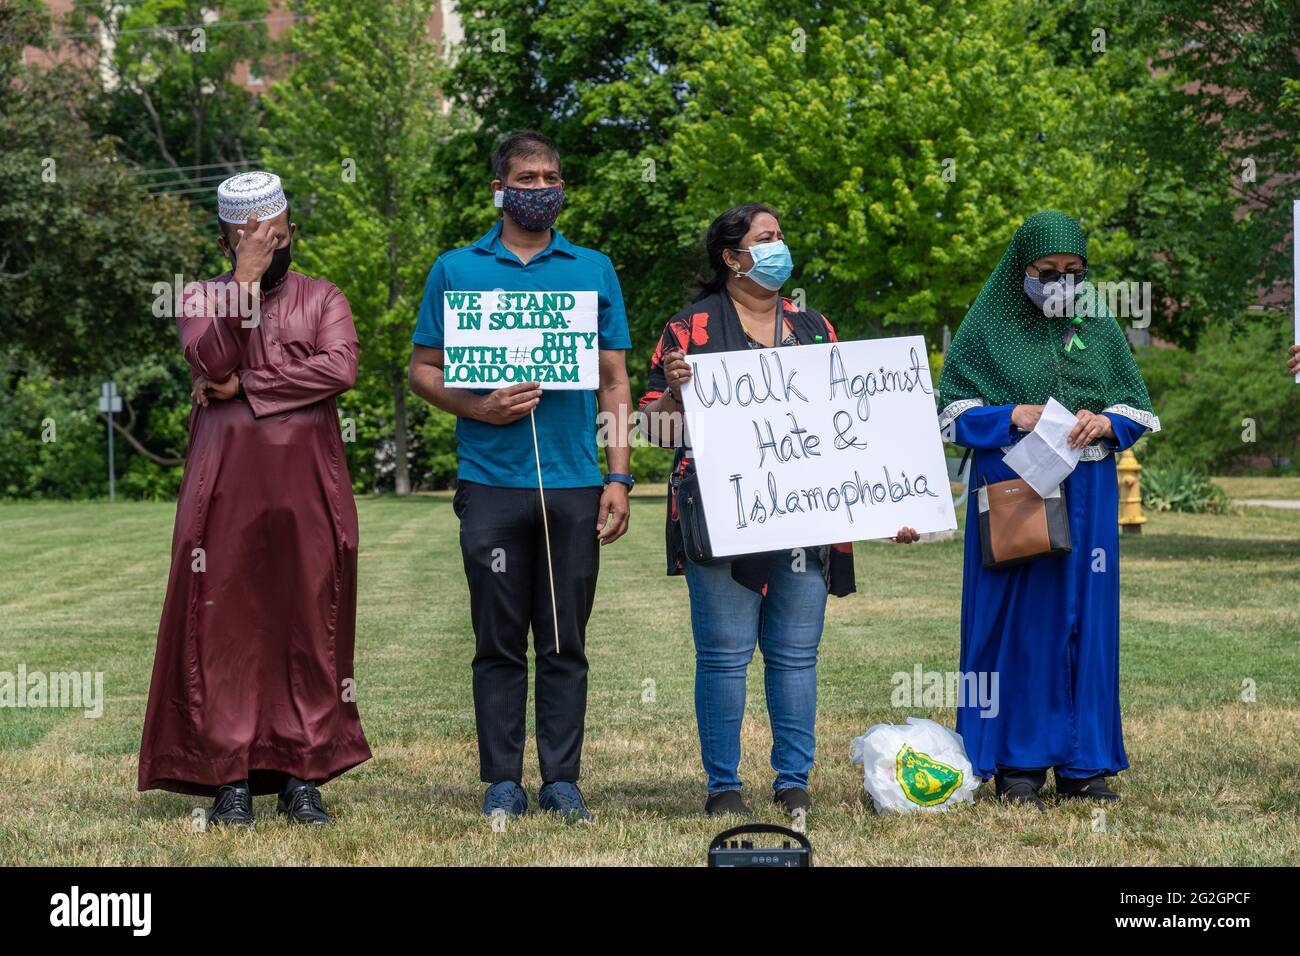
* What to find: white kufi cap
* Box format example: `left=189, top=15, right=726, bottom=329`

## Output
left=216, top=171, right=288, bottom=224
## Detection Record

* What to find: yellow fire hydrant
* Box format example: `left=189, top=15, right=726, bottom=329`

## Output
left=1116, top=449, right=1145, bottom=533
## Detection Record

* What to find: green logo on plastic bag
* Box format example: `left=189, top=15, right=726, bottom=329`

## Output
left=895, top=744, right=962, bottom=807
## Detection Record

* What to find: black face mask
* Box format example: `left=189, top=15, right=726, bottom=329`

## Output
left=229, top=241, right=293, bottom=291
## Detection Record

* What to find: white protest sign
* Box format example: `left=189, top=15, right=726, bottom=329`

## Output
left=443, top=290, right=599, bottom=390
left=680, top=337, right=957, bottom=557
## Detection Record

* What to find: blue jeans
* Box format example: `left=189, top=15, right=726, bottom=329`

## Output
left=683, top=551, right=828, bottom=794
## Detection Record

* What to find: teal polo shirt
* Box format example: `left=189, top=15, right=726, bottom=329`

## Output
left=413, top=221, right=631, bottom=489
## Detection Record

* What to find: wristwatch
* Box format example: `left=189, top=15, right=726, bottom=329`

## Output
left=604, top=473, right=635, bottom=488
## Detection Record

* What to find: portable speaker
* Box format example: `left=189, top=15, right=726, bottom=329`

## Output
left=708, top=823, right=811, bottom=867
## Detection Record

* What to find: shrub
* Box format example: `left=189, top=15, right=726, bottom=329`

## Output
left=1140, top=460, right=1235, bottom=514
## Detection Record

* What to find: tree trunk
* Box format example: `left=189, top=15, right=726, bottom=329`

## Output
left=393, top=376, right=411, bottom=495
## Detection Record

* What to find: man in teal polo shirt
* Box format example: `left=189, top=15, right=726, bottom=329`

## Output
left=409, top=130, right=633, bottom=822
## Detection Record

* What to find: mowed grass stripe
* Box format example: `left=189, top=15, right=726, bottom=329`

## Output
left=0, top=495, right=1296, bottom=865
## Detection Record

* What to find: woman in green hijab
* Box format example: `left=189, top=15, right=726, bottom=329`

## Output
left=939, top=210, right=1160, bottom=810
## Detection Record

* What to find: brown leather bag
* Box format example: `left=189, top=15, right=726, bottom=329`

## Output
left=977, top=478, right=1071, bottom=569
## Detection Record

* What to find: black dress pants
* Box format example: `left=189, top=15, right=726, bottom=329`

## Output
left=453, top=480, right=601, bottom=784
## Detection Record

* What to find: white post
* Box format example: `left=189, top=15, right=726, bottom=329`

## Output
left=99, top=381, right=121, bottom=501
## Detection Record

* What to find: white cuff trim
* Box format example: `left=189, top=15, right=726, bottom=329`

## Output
left=1102, top=404, right=1161, bottom=433
left=938, top=398, right=986, bottom=439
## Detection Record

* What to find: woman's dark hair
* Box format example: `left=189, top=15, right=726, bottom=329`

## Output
left=691, top=202, right=780, bottom=299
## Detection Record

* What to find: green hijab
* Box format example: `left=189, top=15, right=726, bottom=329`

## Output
left=939, top=210, right=1157, bottom=428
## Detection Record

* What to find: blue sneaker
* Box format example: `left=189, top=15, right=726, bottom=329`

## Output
left=482, top=781, right=527, bottom=818
left=538, top=781, right=594, bottom=823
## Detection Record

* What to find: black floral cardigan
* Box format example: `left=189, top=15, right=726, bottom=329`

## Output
left=639, top=290, right=857, bottom=598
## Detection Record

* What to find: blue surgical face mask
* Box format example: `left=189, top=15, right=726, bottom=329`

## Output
left=735, top=240, right=793, bottom=291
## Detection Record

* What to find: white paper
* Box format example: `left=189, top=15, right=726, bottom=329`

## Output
left=679, top=337, right=957, bottom=558
left=1001, top=397, right=1083, bottom=496
left=442, top=290, right=599, bottom=390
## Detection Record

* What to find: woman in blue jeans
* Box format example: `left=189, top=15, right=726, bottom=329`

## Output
left=639, top=203, right=918, bottom=817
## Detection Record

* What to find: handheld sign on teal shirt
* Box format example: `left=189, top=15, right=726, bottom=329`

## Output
left=442, top=290, right=600, bottom=390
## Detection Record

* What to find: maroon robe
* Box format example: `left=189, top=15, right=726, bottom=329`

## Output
left=138, top=270, right=372, bottom=796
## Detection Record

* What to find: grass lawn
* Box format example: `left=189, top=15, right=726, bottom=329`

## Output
left=1214, top=476, right=1300, bottom=500
left=1, top=494, right=1297, bottom=866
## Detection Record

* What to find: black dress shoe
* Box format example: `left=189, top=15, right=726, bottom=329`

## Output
left=1056, top=773, right=1121, bottom=802
left=774, top=787, right=812, bottom=816
left=995, top=768, right=1047, bottom=812
left=704, top=790, right=751, bottom=817
left=277, top=781, right=332, bottom=825
left=208, top=781, right=254, bottom=828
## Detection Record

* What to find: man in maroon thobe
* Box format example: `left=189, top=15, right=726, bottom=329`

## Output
left=139, top=171, right=371, bottom=826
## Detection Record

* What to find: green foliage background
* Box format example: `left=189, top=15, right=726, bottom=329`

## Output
left=2, top=0, right=1297, bottom=497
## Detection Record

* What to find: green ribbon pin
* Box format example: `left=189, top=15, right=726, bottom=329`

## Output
left=1065, top=316, right=1086, bottom=352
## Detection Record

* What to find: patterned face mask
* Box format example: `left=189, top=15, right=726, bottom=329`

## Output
left=1023, top=272, right=1073, bottom=313
left=500, top=185, right=565, bottom=232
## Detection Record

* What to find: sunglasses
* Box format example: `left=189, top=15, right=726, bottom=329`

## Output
left=1035, top=268, right=1087, bottom=284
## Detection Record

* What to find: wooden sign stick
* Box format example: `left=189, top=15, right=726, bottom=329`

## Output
left=530, top=408, right=561, bottom=655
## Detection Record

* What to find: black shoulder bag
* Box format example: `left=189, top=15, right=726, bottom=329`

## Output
left=673, top=458, right=717, bottom=564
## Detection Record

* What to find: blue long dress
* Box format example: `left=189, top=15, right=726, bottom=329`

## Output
left=951, top=405, right=1150, bottom=779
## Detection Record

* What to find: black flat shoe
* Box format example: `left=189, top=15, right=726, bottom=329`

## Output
left=773, top=787, right=812, bottom=816
left=997, top=781, right=1046, bottom=811
left=277, top=781, right=332, bottom=825
left=1056, top=774, right=1120, bottom=802
left=208, top=781, right=254, bottom=828
left=705, top=790, right=751, bottom=817
left=995, top=769, right=1047, bottom=812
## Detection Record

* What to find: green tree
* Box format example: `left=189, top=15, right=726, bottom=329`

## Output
left=667, top=0, right=1141, bottom=342
left=435, top=0, right=720, bottom=375
left=66, top=0, right=273, bottom=210
left=262, top=0, right=451, bottom=494
left=0, top=0, right=205, bottom=489
left=1148, top=0, right=1300, bottom=299
left=439, top=0, right=1157, bottom=355
left=1138, top=315, right=1300, bottom=471
left=0, top=354, right=104, bottom=499
left=1036, top=0, right=1265, bottom=347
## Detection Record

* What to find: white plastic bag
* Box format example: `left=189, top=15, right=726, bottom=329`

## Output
left=850, top=717, right=978, bottom=814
